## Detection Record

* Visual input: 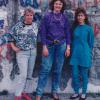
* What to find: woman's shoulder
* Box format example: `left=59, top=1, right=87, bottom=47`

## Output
left=30, top=21, right=38, bottom=29
left=32, top=21, right=38, bottom=25
left=85, top=24, right=93, bottom=29
left=14, top=21, right=23, bottom=28
left=85, top=24, right=94, bottom=31
left=63, top=12, right=69, bottom=19
left=10, top=21, right=23, bottom=31
left=41, top=11, right=53, bottom=23
left=43, top=11, right=53, bottom=18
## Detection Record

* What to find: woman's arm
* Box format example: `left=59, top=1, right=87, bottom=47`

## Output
left=0, top=46, right=3, bottom=54
left=0, top=33, right=14, bottom=46
left=11, top=43, right=20, bottom=53
left=88, top=27, right=94, bottom=49
left=39, top=14, right=48, bottom=46
left=39, top=14, right=49, bottom=56
left=64, top=15, right=71, bottom=57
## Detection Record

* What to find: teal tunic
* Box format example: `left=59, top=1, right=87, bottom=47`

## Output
left=70, top=24, right=94, bottom=67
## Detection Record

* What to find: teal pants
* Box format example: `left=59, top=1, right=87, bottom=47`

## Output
left=71, top=65, right=89, bottom=94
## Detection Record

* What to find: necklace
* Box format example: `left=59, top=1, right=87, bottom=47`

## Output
left=53, top=13, right=62, bottom=21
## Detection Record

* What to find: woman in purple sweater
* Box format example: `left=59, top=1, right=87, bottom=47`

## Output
left=36, top=0, right=71, bottom=100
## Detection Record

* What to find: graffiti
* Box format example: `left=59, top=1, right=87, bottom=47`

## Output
left=93, top=24, right=100, bottom=36
left=0, top=0, right=8, bottom=6
left=20, top=0, right=34, bottom=7
left=96, top=0, right=100, bottom=3
left=0, top=8, right=19, bottom=82
left=0, top=20, right=4, bottom=29
left=19, top=0, right=49, bottom=9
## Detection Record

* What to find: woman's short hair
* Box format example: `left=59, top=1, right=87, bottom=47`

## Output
left=24, top=7, right=34, bottom=15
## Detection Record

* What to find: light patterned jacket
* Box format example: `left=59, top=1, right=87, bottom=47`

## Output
left=0, top=21, right=38, bottom=50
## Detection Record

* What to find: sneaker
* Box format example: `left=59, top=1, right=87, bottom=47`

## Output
left=51, top=93, right=59, bottom=100
left=14, top=96, right=21, bottom=100
left=27, top=77, right=34, bottom=80
left=35, top=96, right=41, bottom=100
left=70, top=93, right=79, bottom=99
left=79, top=94, right=87, bottom=100
left=22, top=92, right=32, bottom=100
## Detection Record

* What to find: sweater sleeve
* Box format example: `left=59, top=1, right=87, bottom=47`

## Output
left=88, top=26, right=94, bottom=49
left=39, top=14, right=48, bottom=45
left=64, top=15, right=71, bottom=45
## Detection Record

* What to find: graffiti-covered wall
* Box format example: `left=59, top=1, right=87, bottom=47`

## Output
left=0, top=0, right=100, bottom=94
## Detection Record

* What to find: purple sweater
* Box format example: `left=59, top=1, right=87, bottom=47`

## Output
left=39, top=12, right=71, bottom=45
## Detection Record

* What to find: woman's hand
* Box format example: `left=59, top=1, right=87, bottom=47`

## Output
left=65, top=49, right=70, bottom=57
left=65, top=45, right=70, bottom=57
left=0, top=46, right=2, bottom=54
left=11, top=43, right=20, bottom=53
left=42, top=45, right=49, bottom=57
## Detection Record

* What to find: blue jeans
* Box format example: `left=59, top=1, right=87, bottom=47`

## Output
left=71, top=65, right=89, bottom=94
left=36, top=43, right=66, bottom=96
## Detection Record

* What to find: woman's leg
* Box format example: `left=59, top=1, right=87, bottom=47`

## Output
left=15, top=51, right=29, bottom=96
left=80, top=67, right=89, bottom=94
left=27, top=48, right=37, bottom=79
left=15, top=50, right=32, bottom=100
left=71, top=65, right=80, bottom=94
left=36, top=45, right=54, bottom=97
left=70, top=65, right=80, bottom=99
left=52, top=43, right=66, bottom=93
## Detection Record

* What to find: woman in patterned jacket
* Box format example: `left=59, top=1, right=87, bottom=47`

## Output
left=0, top=7, right=38, bottom=100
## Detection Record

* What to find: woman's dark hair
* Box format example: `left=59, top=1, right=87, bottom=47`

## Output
left=49, top=0, right=66, bottom=13
left=72, top=7, right=90, bottom=32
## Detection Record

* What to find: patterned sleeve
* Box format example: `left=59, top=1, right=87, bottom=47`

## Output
left=0, top=25, right=16, bottom=46
left=33, top=22, right=38, bottom=36
left=0, top=33, right=14, bottom=46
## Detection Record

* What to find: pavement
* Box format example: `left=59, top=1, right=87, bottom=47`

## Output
left=0, top=93, right=100, bottom=100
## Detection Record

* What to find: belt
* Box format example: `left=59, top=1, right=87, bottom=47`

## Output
left=52, top=39, right=60, bottom=44
left=47, top=36, right=66, bottom=46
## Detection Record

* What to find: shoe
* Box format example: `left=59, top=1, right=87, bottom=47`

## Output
left=0, top=90, right=8, bottom=95
left=22, top=92, right=32, bottom=100
left=14, top=96, right=21, bottom=100
left=70, top=94, right=79, bottom=99
left=51, top=93, right=59, bottom=100
left=79, top=94, right=87, bottom=100
left=27, top=77, right=34, bottom=80
left=35, top=96, right=41, bottom=100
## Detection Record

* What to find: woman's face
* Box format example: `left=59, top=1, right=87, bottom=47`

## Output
left=24, top=11, right=34, bottom=24
left=77, top=12, right=86, bottom=24
left=53, top=0, right=63, bottom=13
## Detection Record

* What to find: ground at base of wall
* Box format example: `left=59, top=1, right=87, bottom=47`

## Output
left=0, top=93, right=100, bottom=100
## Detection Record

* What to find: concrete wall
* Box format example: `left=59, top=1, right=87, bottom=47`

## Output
left=0, top=0, right=100, bottom=93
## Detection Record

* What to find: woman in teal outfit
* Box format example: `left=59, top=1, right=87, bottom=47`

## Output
left=70, top=8, right=94, bottom=100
